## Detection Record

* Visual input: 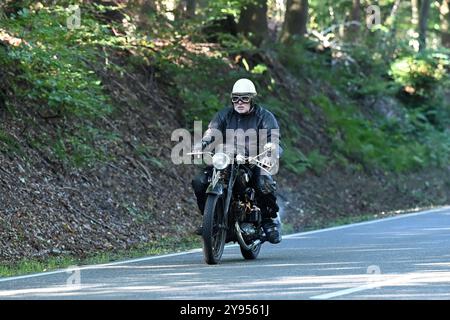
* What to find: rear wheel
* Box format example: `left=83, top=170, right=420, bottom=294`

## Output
left=202, top=195, right=226, bottom=264
left=240, top=240, right=261, bottom=260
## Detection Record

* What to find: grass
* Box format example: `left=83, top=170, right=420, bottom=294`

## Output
left=0, top=215, right=380, bottom=278
left=301, top=213, right=383, bottom=232
left=1, top=204, right=445, bottom=278
left=300, top=205, right=442, bottom=233
left=279, top=213, right=384, bottom=236
left=0, top=235, right=202, bottom=278
left=0, top=129, right=23, bottom=154
left=1, top=217, right=375, bottom=278
left=0, top=4, right=119, bottom=166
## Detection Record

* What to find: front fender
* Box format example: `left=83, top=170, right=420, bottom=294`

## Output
left=206, top=181, right=223, bottom=196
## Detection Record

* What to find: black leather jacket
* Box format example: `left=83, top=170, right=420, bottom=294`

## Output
left=200, top=103, right=283, bottom=157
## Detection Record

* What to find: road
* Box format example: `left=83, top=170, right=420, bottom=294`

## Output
left=1, top=206, right=450, bottom=300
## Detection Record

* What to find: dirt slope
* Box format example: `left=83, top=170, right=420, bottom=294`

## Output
left=1, top=34, right=448, bottom=265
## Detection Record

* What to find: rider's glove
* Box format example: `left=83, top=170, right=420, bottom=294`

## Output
left=260, top=156, right=275, bottom=169
left=195, top=140, right=208, bottom=151
left=260, top=156, right=279, bottom=175
left=192, top=141, right=206, bottom=159
left=236, top=154, right=246, bottom=164
left=264, top=142, right=277, bottom=152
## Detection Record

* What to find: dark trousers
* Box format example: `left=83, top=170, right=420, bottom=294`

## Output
left=191, top=166, right=279, bottom=220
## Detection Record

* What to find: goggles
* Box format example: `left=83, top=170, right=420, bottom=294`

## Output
left=231, top=95, right=252, bottom=103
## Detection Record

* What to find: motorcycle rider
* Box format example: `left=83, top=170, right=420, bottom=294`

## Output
left=191, top=78, right=282, bottom=244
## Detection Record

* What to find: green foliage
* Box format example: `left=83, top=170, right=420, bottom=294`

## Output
left=276, top=40, right=331, bottom=81
left=0, top=130, right=22, bottom=154
left=161, top=40, right=262, bottom=126
left=0, top=4, right=119, bottom=165
left=281, top=144, right=309, bottom=175
left=281, top=146, right=329, bottom=175
left=51, top=129, right=114, bottom=167
left=330, top=43, right=402, bottom=99
left=181, top=84, right=225, bottom=123
left=262, top=97, right=309, bottom=174
left=1, top=7, right=113, bottom=118
left=1, top=0, right=448, bottom=176
left=251, top=63, right=268, bottom=74
left=217, top=33, right=257, bottom=54
left=0, top=234, right=201, bottom=277
left=306, top=149, right=328, bottom=174
left=199, top=0, right=255, bottom=20
left=390, top=53, right=448, bottom=99
left=273, top=23, right=449, bottom=175
left=313, top=94, right=450, bottom=173
left=206, top=2, right=240, bottom=20
left=134, top=144, right=167, bottom=169
left=388, top=51, right=449, bottom=128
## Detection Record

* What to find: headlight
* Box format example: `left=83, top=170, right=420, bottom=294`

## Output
left=212, top=152, right=230, bottom=170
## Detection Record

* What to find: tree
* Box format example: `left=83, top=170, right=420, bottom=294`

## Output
left=411, top=0, right=419, bottom=26
left=280, top=0, right=308, bottom=44
left=186, top=0, right=196, bottom=18
left=174, top=0, right=196, bottom=19
left=132, top=0, right=157, bottom=11
left=419, top=0, right=431, bottom=51
left=237, top=0, right=268, bottom=46
left=346, top=0, right=361, bottom=41
left=440, top=0, right=450, bottom=47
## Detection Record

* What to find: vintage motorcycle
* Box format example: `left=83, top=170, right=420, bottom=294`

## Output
left=188, top=143, right=277, bottom=265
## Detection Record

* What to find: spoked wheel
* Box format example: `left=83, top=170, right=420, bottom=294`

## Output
left=202, top=195, right=227, bottom=264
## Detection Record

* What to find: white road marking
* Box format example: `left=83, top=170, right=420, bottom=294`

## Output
left=284, top=206, right=450, bottom=239
left=0, top=206, right=448, bottom=284
left=310, top=270, right=450, bottom=299
left=0, top=249, right=201, bottom=283
left=310, top=274, right=419, bottom=300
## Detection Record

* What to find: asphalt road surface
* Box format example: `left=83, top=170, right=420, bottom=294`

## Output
left=1, top=206, right=450, bottom=300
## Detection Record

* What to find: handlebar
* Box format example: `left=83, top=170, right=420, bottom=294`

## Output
left=186, top=148, right=275, bottom=175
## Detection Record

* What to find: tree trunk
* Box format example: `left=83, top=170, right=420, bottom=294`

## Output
left=237, top=0, right=268, bottom=46
left=279, top=0, right=309, bottom=44
left=411, top=0, right=419, bottom=25
left=186, top=0, right=196, bottom=18
left=441, top=0, right=450, bottom=47
left=419, top=0, right=431, bottom=51
left=174, top=0, right=185, bottom=20
left=346, top=0, right=361, bottom=42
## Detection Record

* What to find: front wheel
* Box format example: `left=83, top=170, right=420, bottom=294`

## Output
left=202, top=195, right=227, bottom=264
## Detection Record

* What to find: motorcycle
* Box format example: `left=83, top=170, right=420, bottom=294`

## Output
left=188, top=143, right=277, bottom=265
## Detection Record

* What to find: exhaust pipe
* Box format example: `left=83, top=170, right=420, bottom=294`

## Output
left=235, top=222, right=262, bottom=251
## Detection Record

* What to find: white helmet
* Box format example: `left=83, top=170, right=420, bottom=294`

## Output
left=231, top=78, right=257, bottom=96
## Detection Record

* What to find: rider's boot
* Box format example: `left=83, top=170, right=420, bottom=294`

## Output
left=262, top=217, right=282, bottom=244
